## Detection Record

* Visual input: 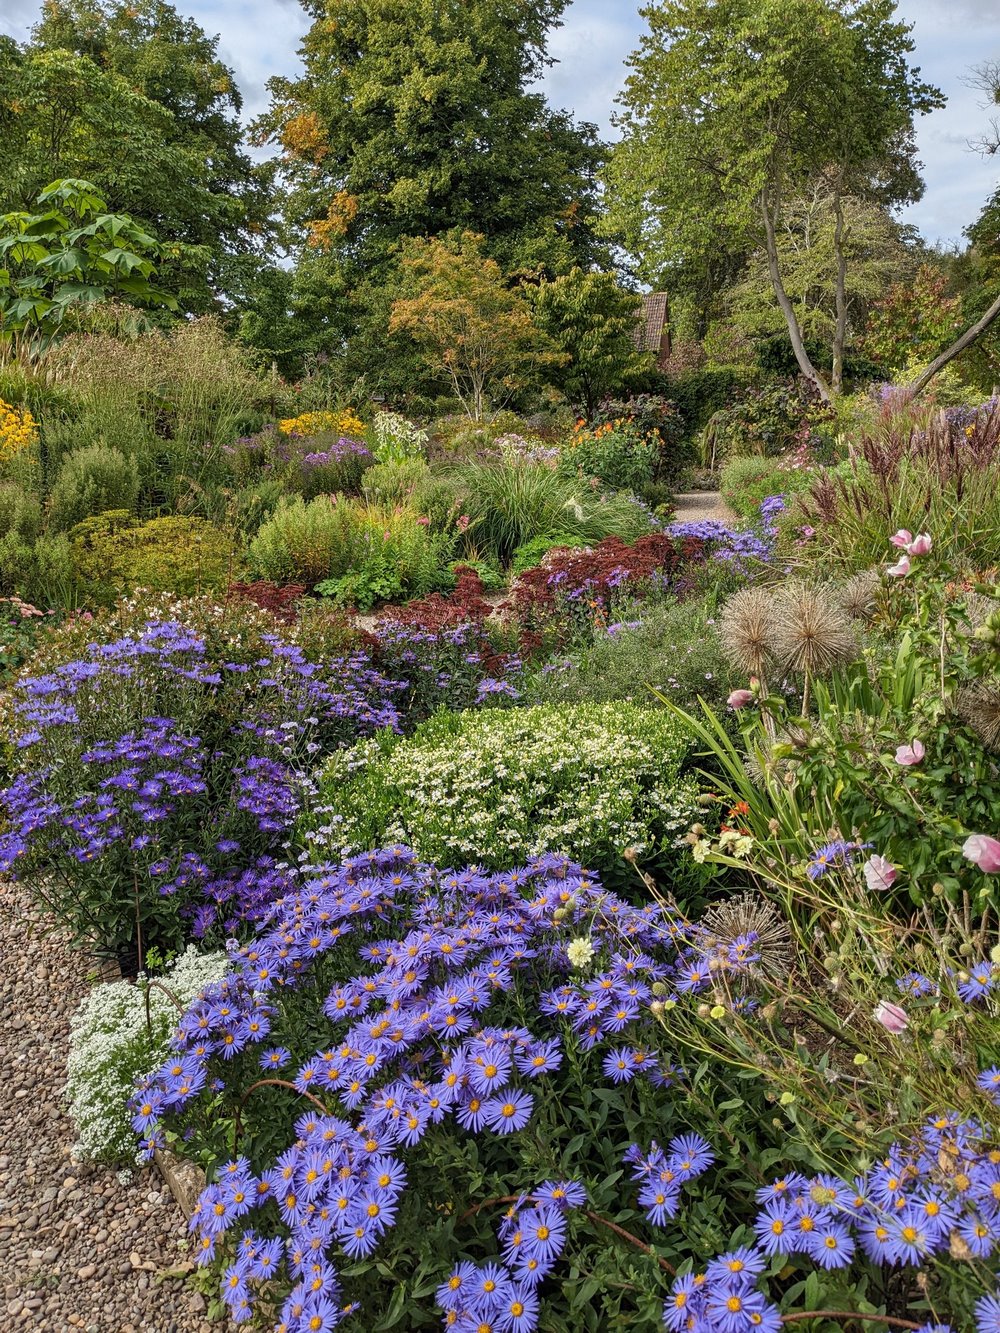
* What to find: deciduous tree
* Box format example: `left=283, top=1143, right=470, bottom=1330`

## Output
left=603, top=0, right=943, bottom=399
left=530, top=269, right=649, bottom=413
left=389, top=233, right=563, bottom=421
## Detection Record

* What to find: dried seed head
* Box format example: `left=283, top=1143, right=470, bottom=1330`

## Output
left=719, top=586, right=776, bottom=677
left=837, top=569, right=881, bottom=621
left=771, top=582, right=857, bottom=677
left=700, top=891, right=792, bottom=984
left=956, top=681, right=1000, bottom=753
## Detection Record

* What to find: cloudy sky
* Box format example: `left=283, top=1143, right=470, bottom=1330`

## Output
left=3, top=0, right=999, bottom=247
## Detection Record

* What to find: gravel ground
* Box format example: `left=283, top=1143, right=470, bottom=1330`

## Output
left=0, top=877, right=217, bottom=1333
left=670, top=489, right=734, bottom=524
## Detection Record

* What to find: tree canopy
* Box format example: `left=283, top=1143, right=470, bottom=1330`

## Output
left=0, top=1, right=268, bottom=310
left=256, top=0, right=606, bottom=287
left=604, top=0, right=944, bottom=397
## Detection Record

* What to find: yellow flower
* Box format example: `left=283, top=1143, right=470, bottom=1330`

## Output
left=277, top=408, right=365, bottom=437
left=0, top=398, right=39, bottom=467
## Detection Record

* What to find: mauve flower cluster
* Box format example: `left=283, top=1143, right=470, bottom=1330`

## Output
left=301, top=438, right=372, bottom=469
left=660, top=1114, right=1000, bottom=1332
left=0, top=621, right=403, bottom=949
left=667, top=497, right=781, bottom=577
left=131, top=848, right=764, bottom=1328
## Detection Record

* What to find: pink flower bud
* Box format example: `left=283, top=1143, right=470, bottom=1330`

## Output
left=906, top=532, right=932, bottom=556
left=863, top=853, right=897, bottom=892
left=886, top=554, right=911, bottom=578
left=727, top=689, right=755, bottom=710
left=962, top=833, right=1000, bottom=874
left=889, top=529, right=913, bottom=549
left=874, top=1000, right=908, bottom=1033
left=894, top=739, right=925, bottom=766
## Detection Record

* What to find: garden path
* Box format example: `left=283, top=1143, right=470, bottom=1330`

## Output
left=0, top=878, right=215, bottom=1333
left=669, top=489, right=734, bottom=524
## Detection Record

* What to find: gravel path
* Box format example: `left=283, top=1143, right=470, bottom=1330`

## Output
left=0, top=878, right=215, bottom=1333
left=670, top=490, right=734, bottom=524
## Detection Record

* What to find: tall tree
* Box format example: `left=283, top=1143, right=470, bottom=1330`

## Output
left=255, top=0, right=605, bottom=346
left=603, top=0, right=943, bottom=399
left=726, top=184, right=919, bottom=363
left=530, top=269, right=649, bottom=413
left=0, top=1, right=266, bottom=309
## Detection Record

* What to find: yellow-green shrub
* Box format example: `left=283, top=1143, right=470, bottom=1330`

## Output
left=70, top=511, right=242, bottom=605
left=247, top=495, right=452, bottom=602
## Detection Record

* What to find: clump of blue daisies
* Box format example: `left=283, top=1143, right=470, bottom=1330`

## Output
left=131, top=847, right=1000, bottom=1330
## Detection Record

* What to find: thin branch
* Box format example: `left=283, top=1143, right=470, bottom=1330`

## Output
left=780, top=1313, right=921, bottom=1330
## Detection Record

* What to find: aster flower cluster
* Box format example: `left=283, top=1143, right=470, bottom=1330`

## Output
left=0, top=621, right=402, bottom=952
left=624, top=1133, right=714, bottom=1226
left=131, top=849, right=748, bottom=1326
left=661, top=1114, right=1000, bottom=1333
left=896, top=960, right=999, bottom=1006
left=374, top=620, right=523, bottom=720
left=805, top=838, right=871, bottom=880
left=436, top=1181, right=586, bottom=1331
left=667, top=497, right=780, bottom=577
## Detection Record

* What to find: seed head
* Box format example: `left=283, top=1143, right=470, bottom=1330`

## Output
left=770, top=582, right=856, bottom=676
left=719, top=586, right=776, bottom=677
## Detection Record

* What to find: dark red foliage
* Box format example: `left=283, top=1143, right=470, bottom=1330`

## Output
left=509, top=534, right=703, bottom=629
left=227, top=581, right=307, bottom=624
left=377, top=567, right=501, bottom=633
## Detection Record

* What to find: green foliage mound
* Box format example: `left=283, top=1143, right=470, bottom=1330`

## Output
left=70, top=511, right=240, bottom=604
left=720, top=453, right=814, bottom=520
left=49, top=444, right=141, bottom=531
left=310, top=700, right=698, bottom=881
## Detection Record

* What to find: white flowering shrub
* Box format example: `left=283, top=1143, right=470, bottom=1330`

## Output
left=368, top=410, right=428, bottom=464
left=307, top=701, right=698, bottom=877
left=66, top=946, right=229, bottom=1164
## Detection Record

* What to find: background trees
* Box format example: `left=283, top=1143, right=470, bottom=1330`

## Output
left=252, top=0, right=607, bottom=368
left=0, top=1, right=268, bottom=310
left=604, top=0, right=944, bottom=398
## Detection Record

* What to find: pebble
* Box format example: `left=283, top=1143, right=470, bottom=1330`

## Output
left=1, top=881, right=219, bottom=1330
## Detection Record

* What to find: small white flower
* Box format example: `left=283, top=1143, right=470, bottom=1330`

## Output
left=566, top=937, right=596, bottom=971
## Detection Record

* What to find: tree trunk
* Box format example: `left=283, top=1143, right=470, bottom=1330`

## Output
left=909, top=290, right=1000, bottom=397
left=759, top=186, right=831, bottom=402
left=831, top=180, right=848, bottom=395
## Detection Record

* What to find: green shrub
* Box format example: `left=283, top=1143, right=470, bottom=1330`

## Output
left=247, top=495, right=360, bottom=585
left=523, top=600, right=734, bottom=711
left=410, top=470, right=470, bottom=533
left=720, top=452, right=815, bottom=520
left=0, top=482, right=42, bottom=543
left=0, top=531, right=74, bottom=604
left=702, top=381, right=808, bottom=465
left=510, top=532, right=591, bottom=575
left=309, top=700, right=697, bottom=882
left=559, top=423, right=657, bottom=493
left=71, top=511, right=241, bottom=605
left=662, top=366, right=752, bottom=440
left=248, top=495, right=453, bottom=604
left=48, top=444, right=141, bottom=531
left=361, top=457, right=429, bottom=506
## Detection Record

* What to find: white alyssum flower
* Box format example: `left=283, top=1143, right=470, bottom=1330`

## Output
left=65, top=946, right=228, bottom=1165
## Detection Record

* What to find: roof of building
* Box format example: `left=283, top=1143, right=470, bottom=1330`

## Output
left=635, top=292, right=669, bottom=352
